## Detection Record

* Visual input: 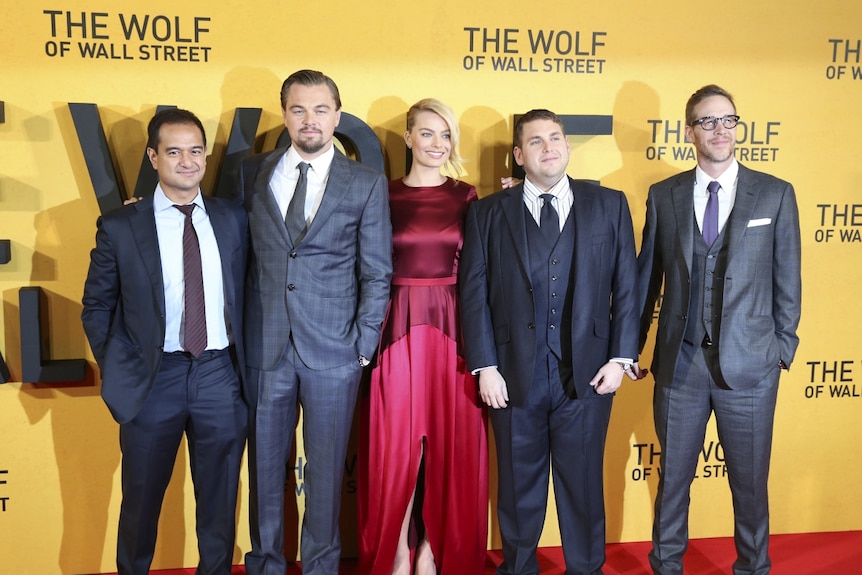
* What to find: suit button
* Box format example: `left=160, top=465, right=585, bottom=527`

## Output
left=528, top=323, right=535, bottom=329
left=551, top=275, right=558, bottom=281
left=551, top=258, right=558, bottom=264
left=680, top=315, right=687, bottom=320
left=549, top=324, right=556, bottom=330
left=287, top=284, right=296, bottom=291
left=290, top=251, right=298, bottom=259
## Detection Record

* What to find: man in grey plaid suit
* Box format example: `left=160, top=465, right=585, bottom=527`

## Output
left=239, top=69, right=392, bottom=575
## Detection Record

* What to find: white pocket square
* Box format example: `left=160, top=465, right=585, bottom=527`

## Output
left=747, top=218, right=771, bottom=228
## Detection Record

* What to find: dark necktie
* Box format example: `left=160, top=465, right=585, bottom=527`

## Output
left=174, top=204, right=207, bottom=357
left=540, top=193, right=560, bottom=245
left=286, top=162, right=310, bottom=243
left=702, top=181, right=720, bottom=246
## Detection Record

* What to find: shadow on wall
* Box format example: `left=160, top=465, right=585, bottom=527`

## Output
left=460, top=106, right=512, bottom=200
left=15, top=107, right=120, bottom=570
left=600, top=81, right=679, bottom=543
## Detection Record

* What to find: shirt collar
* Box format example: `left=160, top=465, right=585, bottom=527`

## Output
left=153, top=184, right=205, bottom=212
left=523, top=174, right=571, bottom=202
left=285, top=144, right=335, bottom=177
left=695, top=159, right=738, bottom=194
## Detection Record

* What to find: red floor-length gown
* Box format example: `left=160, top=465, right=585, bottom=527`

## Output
left=358, top=177, right=488, bottom=575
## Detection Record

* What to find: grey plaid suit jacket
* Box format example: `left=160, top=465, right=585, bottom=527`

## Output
left=239, top=148, right=392, bottom=382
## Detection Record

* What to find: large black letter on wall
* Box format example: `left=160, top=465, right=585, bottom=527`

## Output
left=19, top=287, right=86, bottom=383
left=0, top=352, right=9, bottom=383
left=0, top=240, right=8, bottom=382
left=214, top=108, right=262, bottom=200
left=69, top=103, right=125, bottom=215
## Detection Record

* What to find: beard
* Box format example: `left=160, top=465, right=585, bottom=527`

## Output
left=294, top=132, right=327, bottom=155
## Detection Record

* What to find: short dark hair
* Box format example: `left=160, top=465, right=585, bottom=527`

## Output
left=685, top=84, right=736, bottom=125
left=280, top=69, right=342, bottom=110
left=514, top=109, right=565, bottom=147
left=146, top=108, right=206, bottom=150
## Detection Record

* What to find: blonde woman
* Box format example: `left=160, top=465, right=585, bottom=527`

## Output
left=359, top=99, right=488, bottom=575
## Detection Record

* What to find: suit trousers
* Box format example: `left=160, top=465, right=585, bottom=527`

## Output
left=649, top=340, right=779, bottom=575
left=117, top=348, right=247, bottom=575
left=245, top=336, right=363, bottom=575
left=489, top=352, right=612, bottom=575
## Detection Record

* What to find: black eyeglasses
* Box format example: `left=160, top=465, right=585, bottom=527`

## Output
left=690, top=115, right=740, bottom=131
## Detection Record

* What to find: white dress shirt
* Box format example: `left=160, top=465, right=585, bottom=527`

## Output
left=153, top=185, right=229, bottom=352
left=271, top=145, right=335, bottom=224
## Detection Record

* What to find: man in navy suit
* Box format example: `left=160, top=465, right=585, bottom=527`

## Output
left=460, top=109, right=639, bottom=574
left=238, top=70, right=392, bottom=575
left=82, top=109, right=249, bottom=575
left=634, top=85, right=801, bottom=575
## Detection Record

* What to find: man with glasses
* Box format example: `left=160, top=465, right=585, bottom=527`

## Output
left=632, top=85, right=801, bottom=575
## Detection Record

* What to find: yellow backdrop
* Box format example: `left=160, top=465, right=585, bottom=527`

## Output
left=2, top=1, right=860, bottom=573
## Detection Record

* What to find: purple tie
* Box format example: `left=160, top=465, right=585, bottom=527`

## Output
left=703, top=181, right=720, bottom=246
left=174, top=204, right=207, bottom=357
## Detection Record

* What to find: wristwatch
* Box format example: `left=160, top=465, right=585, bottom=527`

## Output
left=614, top=360, right=632, bottom=371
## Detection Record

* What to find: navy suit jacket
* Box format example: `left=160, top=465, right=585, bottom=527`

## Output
left=238, top=148, right=392, bottom=381
left=82, top=195, right=249, bottom=424
left=459, top=178, right=639, bottom=405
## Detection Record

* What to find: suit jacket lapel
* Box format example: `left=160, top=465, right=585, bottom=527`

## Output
left=723, top=165, right=758, bottom=264
left=501, top=184, right=531, bottom=280
left=570, top=179, right=595, bottom=286
left=130, top=198, right=166, bottom=317
left=257, top=149, right=293, bottom=246
left=671, top=170, right=696, bottom=275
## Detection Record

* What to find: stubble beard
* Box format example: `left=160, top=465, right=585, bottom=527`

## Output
left=700, top=141, right=735, bottom=165
left=294, top=134, right=327, bottom=156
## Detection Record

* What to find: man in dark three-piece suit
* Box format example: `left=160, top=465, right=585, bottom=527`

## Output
left=239, top=70, right=391, bottom=575
left=82, top=109, right=249, bottom=575
left=633, top=85, right=801, bottom=575
left=460, top=109, right=639, bottom=575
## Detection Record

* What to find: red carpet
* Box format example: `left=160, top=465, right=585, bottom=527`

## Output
left=130, top=531, right=861, bottom=574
